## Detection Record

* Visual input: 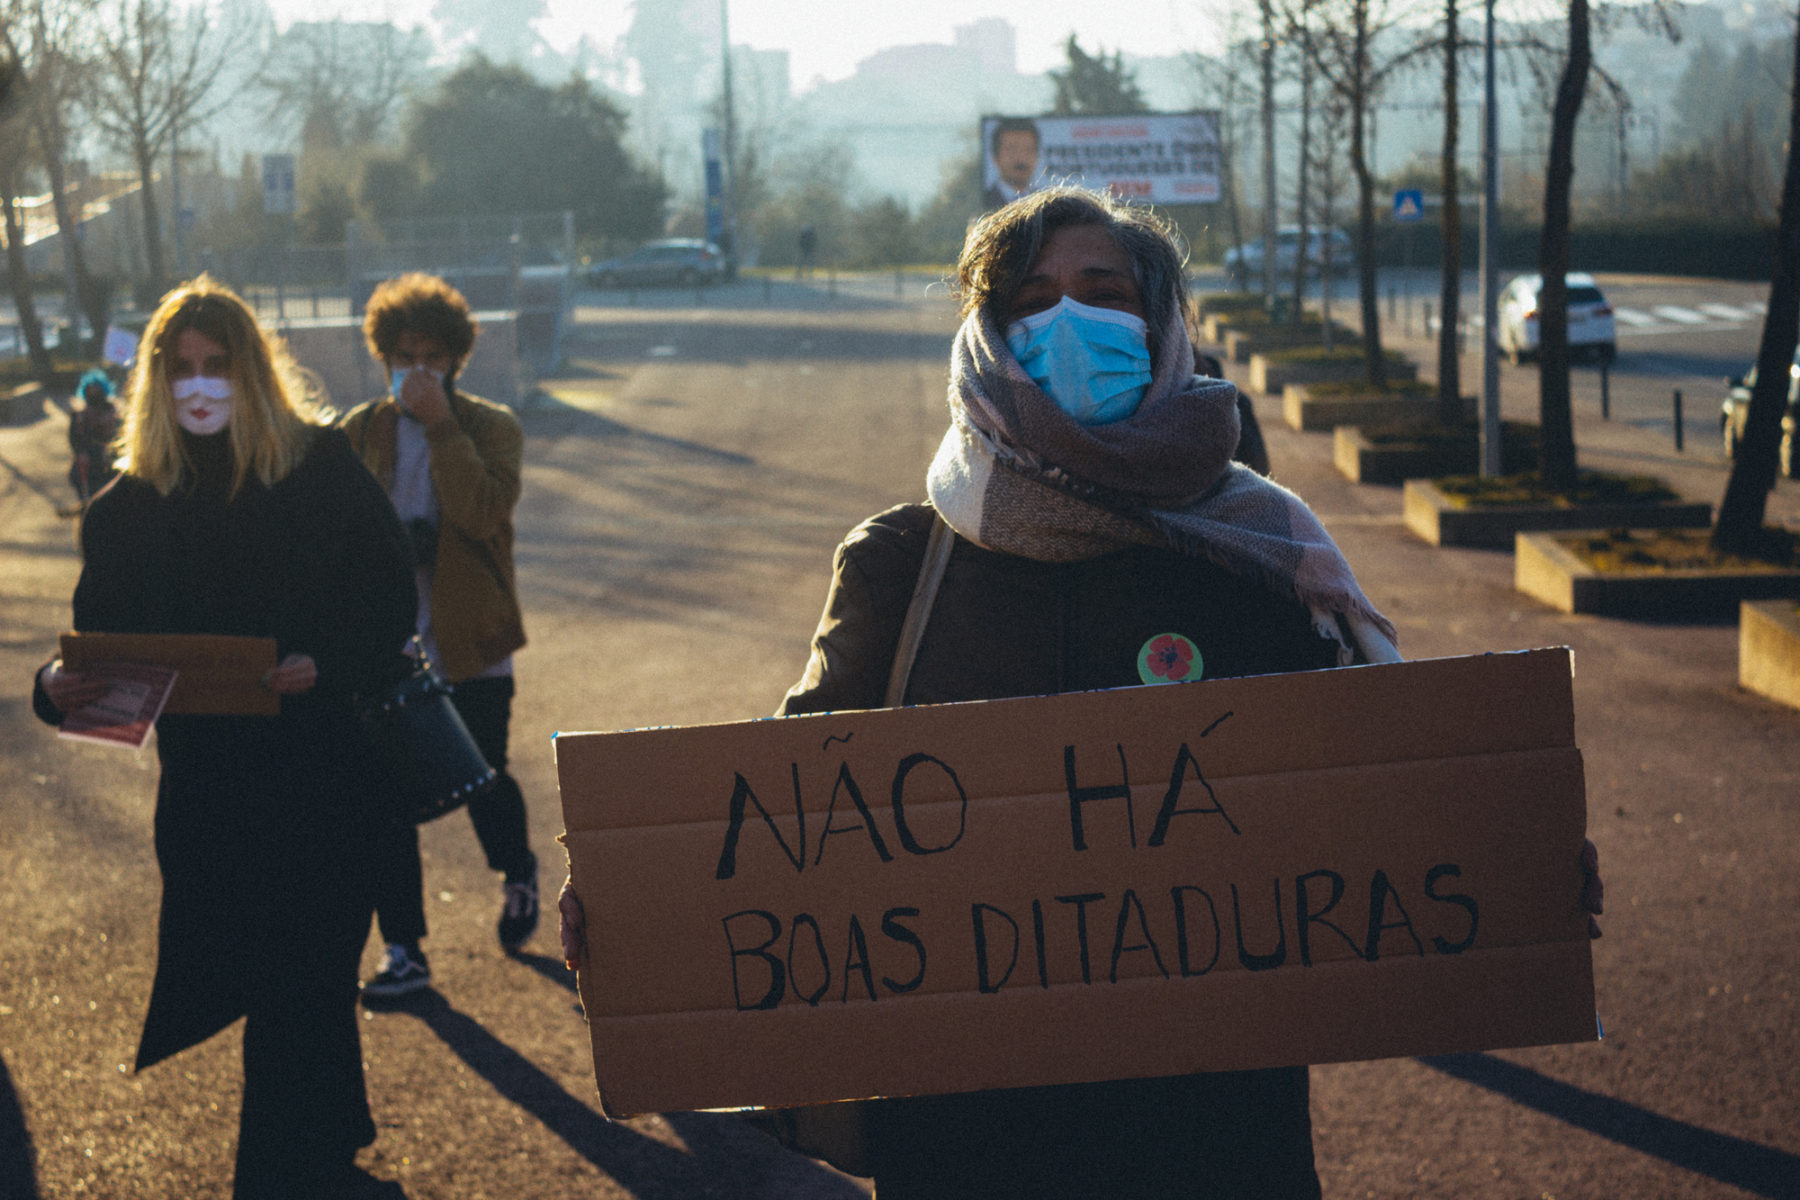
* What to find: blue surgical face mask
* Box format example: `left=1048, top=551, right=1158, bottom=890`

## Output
left=1005, top=296, right=1153, bottom=425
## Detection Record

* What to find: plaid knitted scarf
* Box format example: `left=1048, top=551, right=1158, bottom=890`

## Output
left=925, top=307, right=1400, bottom=663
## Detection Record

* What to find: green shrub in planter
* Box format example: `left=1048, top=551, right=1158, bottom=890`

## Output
left=1196, top=293, right=1267, bottom=317
left=1433, top=469, right=1678, bottom=509
left=1303, top=378, right=1433, bottom=398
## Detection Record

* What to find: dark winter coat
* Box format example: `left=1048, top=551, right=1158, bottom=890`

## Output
left=780, top=501, right=1336, bottom=1200
left=35, top=427, right=416, bottom=1069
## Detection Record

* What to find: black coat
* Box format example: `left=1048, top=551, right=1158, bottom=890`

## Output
left=781, top=502, right=1335, bottom=1200
left=37, top=427, right=416, bottom=1068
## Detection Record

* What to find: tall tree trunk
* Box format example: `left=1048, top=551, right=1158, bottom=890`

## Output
left=2, top=180, right=56, bottom=383
left=1437, top=0, right=1464, bottom=424
left=1712, top=0, right=1800, bottom=554
left=1291, top=31, right=1312, bottom=330
left=1351, top=13, right=1386, bottom=389
left=134, top=140, right=166, bottom=297
left=1537, top=0, right=1590, bottom=491
left=1260, top=0, right=1278, bottom=303
left=41, top=150, right=106, bottom=343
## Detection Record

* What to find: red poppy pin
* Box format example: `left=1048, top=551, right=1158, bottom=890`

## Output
left=1137, top=632, right=1202, bottom=684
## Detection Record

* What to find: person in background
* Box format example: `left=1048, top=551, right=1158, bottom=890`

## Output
left=1193, top=347, right=1271, bottom=476
left=33, top=277, right=416, bottom=1199
left=68, top=368, right=121, bottom=505
left=561, top=186, right=1602, bottom=1198
left=339, top=273, right=538, bottom=1001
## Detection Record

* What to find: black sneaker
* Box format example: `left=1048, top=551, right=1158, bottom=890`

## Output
left=361, top=943, right=431, bottom=1000
left=497, top=855, right=539, bottom=953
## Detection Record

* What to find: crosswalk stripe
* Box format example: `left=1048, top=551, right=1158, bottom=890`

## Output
left=1699, top=303, right=1752, bottom=320
left=1748, top=302, right=1768, bottom=315
left=1612, top=308, right=1657, bottom=326
left=1652, top=305, right=1709, bottom=325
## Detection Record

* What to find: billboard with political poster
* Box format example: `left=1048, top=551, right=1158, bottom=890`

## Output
left=981, top=112, right=1223, bottom=209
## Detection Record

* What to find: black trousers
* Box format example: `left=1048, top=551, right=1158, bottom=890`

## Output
left=372, top=676, right=534, bottom=946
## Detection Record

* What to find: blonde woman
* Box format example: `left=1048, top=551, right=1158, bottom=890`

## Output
left=33, top=277, right=416, bottom=1199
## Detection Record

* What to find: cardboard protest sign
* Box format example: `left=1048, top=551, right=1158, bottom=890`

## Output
left=61, top=632, right=279, bottom=716
left=557, top=649, right=1595, bottom=1118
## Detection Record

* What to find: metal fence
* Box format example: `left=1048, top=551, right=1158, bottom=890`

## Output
left=197, top=212, right=576, bottom=374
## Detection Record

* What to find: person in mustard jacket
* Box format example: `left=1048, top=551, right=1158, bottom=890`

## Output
left=338, top=273, right=538, bottom=999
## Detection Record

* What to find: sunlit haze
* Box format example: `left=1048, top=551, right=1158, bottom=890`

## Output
left=261, top=0, right=1225, bottom=87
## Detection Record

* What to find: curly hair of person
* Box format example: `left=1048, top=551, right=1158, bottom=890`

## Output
left=362, top=273, right=478, bottom=364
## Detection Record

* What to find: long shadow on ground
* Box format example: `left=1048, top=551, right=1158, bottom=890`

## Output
left=1422, top=1053, right=1800, bottom=1198
left=400, top=992, right=863, bottom=1198
left=0, top=1050, right=40, bottom=1200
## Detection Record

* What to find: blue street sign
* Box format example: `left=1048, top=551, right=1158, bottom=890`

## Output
left=1393, top=189, right=1425, bottom=222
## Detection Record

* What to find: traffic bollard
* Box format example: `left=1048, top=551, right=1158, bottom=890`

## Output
left=1600, top=364, right=1610, bottom=420
left=1673, top=389, right=1684, bottom=452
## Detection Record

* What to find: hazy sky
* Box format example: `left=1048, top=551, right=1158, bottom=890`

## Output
left=268, top=0, right=1224, bottom=87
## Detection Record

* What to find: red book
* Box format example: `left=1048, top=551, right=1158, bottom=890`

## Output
left=58, top=663, right=179, bottom=750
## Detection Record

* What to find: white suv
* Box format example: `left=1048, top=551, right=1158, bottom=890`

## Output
left=1497, top=272, right=1617, bottom=365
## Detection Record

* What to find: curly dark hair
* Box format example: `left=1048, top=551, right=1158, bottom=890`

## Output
left=956, top=186, right=1188, bottom=367
left=362, top=273, right=478, bottom=364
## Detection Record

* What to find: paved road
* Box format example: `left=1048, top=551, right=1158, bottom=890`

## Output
left=2, top=273, right=1796, bottom=1199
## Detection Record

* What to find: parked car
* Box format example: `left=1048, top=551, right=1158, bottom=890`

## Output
left=1224, top=226, right=1355, bottom=286
left=1720, top=350, right=1799, bottom=478
left=589, top=239, right=726, bottom=289
left=1496, top=272, right=1617, bottom=365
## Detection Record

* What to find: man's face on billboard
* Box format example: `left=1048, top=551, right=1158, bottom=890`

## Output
left=995, top=129, right=1039, bottom=191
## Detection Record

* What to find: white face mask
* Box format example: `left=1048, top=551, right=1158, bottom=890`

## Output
left=171, top=375, right=233, bottom=435
left=391, top=367, right=445, bottom=403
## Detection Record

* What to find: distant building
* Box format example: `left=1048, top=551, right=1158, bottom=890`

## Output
left=954, top=19, right=1016, bottom=76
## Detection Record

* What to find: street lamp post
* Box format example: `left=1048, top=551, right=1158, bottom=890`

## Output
left=1479, top=0, right=1502, bottom=477
left=719, top=0, right=740, bottom=271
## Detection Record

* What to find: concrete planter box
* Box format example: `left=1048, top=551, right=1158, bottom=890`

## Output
left=1201, top=313, right=1251, bottom=343
left=1281, top=382, right=1431, bottom=433
left=1333, top=420, right=1491, bottom=483
left=1221, top=325, right=1349, bottom=363
left=1740, top=599, right=1800, bottom=710
left=1252, top=354, right=1416, bottom=396
left=1404, top=479, right=1713, bottom=549
left=1515, top=532, right=1800, bottom=617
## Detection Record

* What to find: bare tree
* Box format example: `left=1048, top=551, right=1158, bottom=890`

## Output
left=1288, top=7, right=1314, bottom=328
left=0, top=41, right=54, bottom=380
left=257, top=19, right=427, bottom=151
left=1712, top=0, right=1800, bottom=555
left=1435, top=0, right=1464, bottom=424
left=3, top=0, right=111, bottom=342
left=87, top=0, right=260, bottom=297
left=1534, top=0, right=1591, bottom=490
left=1187, top=13, right=1258, bottom=276
left=1518, top=0, right=1677, bottom=489
left=1299, top=0, right=1420, bottom=388
left=1308, top=88, right=1353, bottom=352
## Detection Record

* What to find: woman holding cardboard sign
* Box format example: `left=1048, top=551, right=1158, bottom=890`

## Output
left=32, top=278, right=416, bottom=1200
left=562, top=188, right=1600, bottom=1195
